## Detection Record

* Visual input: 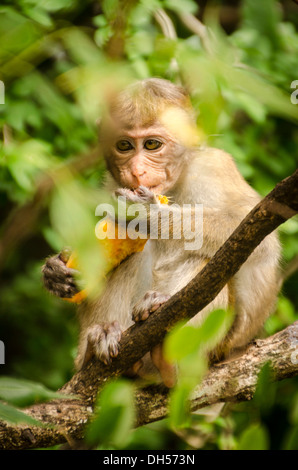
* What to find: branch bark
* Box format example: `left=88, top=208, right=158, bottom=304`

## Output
left=1, top=322, right=298, bottom=450
left=0, top=169, right=297, bottom=450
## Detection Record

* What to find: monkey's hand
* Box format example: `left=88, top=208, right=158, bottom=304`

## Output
left=114, top=186, right=158, bottom=205
left=132, top=291, right=176, bottom=388
left=83, top=321, right=122, bottom=366
left=42, top=250, right=80, bottom=299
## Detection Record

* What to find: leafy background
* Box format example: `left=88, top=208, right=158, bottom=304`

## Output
left=0, top=0, right=298, bottom=450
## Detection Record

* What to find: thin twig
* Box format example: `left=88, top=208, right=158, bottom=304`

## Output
left=153, top=9, right=179, bottom=77
left=178, top=12, right=212, bottom=53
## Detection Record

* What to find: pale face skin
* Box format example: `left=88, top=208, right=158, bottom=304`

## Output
left=106, top=123, right=186, bottom=195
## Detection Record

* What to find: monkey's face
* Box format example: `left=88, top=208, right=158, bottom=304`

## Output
left=105, top=123, right=187, bottom=195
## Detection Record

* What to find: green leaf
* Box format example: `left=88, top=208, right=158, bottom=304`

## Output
left=94, top=26, right=113, bottom=48
left=197, top=308, right=234, bottom=350
left=168, top=382, right=192, bottom=429
left=23, top=6, right=53, bottom=27
left=62, top=29, right=103, bottom=64
left=165, top=309, right=233, bottom=430
left=0, top=402, right=42, bottom=426
left=233, top=92, right=267, bottom=124
left=126, top=31, right=155, bottom=58
left=0, top=376, right=70, bottom=407
left=164, top=323, right=201, bottom=362
left=237, top=423, right=269, bottom=450
left=284, top=424, right=298, bottom=450
left=242, top=0, right=281, bottom=48
left=164, top=0, right=198, bottom=15
left=129, top=3, right=153, bottom=28
left=93, top=15, right=108, bottom=28
left=50, top=177, right=108, bottom=297
left=164, top=309, right=233, bottom=362
left=253, top=362, right=276, bottom=416
left=38, top=0, right=74, bottom=12
left=85, top=379, right=135, bottom=448
left=102, top=0, right=119, bottom=19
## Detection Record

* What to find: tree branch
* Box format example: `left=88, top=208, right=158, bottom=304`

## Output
left=178, top=12, right=212, bottom=54
left=0, top=169, right=297, bottom=449
left=1, top=322, right=298, bottom=449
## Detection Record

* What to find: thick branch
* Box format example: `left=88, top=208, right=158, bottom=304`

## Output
left=0, top=322, right=298, bottom=449
left=136, top=321, right=298, bottom=424
left=0, top=169, right=297, bottom=449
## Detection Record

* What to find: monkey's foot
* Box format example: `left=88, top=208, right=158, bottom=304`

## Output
left=42, top=253, right=79, bottom=299
left=85, top=321, right=122, bottom=365
left=151, top=344, right=177, bottom=389
left=132, top=291, right=171, bottom=322
left=115, top=186, right=157, bottom=205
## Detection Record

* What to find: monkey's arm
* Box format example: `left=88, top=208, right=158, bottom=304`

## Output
left=115, top=186, right=255, bottom=259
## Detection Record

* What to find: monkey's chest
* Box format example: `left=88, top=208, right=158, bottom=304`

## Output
left=150, top=240, right=206, bottom=295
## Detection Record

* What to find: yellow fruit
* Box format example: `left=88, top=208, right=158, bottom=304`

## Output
left=156, top=194, right=168, bottom=205
left=95, top=221, right=148, bottom=271
left=63, top=289, right=88, bottom=304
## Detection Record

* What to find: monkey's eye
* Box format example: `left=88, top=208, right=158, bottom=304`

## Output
left=144, top=139, right=162, bottom=150
left=116, top=140, right=133, bottom=152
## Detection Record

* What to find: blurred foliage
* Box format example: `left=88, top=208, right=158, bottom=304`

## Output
left=0, top=375, right=75, bottom=424
left=0, top=0, right=298, bottom=450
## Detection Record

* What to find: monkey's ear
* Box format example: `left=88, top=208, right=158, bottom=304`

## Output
left=95, top=117, right=102, bottom=128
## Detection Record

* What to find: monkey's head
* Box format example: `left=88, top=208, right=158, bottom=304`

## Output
left=99, top=78, right=199, bottom=194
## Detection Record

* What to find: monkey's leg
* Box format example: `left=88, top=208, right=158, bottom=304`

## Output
left=132, top=291, right=176, bottom=387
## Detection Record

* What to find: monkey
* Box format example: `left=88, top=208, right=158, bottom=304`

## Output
left=42, top=78, right=281, bottom=387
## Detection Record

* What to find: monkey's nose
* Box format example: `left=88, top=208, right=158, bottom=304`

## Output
left=132, top=169, right=146, bottom=185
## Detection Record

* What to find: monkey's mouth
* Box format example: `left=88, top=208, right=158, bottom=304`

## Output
left=148, top=184, right=163, bottom=194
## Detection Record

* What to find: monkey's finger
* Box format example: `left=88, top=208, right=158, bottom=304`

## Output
left=42, top=256, right=80, bottom=279
left=59, top=247, right=73, bottom=264
left=86, top=324, right=107, bottom=362
left=140, top=310, right=150, bottom=321
left=87, top=323, right=122, bottom=364
left=149, top=302, right=165, bottom=313
left=114, top=188, right=134, bottom=200
left=125, top=360, right=144, bottom=377
left=106, top=322, right=122, bottom=358
left=135, top=186, right=156, bottom=203
left=132, top=308, right=149, bottom=322
left=43, top=279, right=79, bottom=298
left=148, top=294, right=171, bottom=313
left=132, top=360, right=143, bottom=374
